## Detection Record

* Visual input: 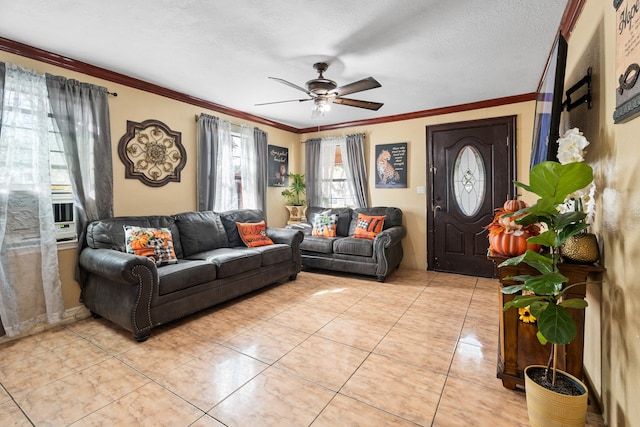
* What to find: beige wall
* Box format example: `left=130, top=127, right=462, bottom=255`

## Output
left=564, top=1, right=640, bottom=425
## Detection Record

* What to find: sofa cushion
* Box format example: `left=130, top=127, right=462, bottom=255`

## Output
left=248, top=244, right=292, bottom=266
left=306, top=207, right=352, bottom=237
left=236, top=220, right=274, bottom=247
left=348, top=207, right=403, bottom=235
left=300, top=236, right=340, bottom=254
left=86, top=216, right=183, bottom=258
left=353, top=214, right=386, bottom=240
left=219, top=209, right=266, bottom=247
left=333, top=237, right=374, bottom=257
left=174, top=211, right=228, bottom=257
left=124, top=226, right=178, bottom=266
left=197, top=247, right=262, bottom=279
left=311, top=211, right=338, bottom=237
left=157, top=260, right=217, bottom=295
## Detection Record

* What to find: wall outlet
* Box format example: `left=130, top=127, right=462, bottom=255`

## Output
left=417, top=186, right=426, bottom=195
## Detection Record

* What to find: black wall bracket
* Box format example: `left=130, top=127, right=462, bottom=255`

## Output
left=563, top=67, right=592, bottom=112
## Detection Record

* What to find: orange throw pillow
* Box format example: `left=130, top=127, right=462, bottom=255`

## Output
left=236, top=220, right=274, bottom=247
left=353, top=214, right=386, bottom=240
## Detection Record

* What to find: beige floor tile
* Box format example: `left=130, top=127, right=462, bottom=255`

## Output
left=224, top=321, right=310, bottom=364
left=448, top=341, right=501, bottom=387
left=70, top=382, right=204, bottom=426
left=312, top=394, right=417, bottom=426
left=275, top=335, right=369, bottom=391
left=341, top=353, right=447, bottom=425
left=0, top=326, right=81, bottom=367
left=269, top=302, right=339, bottom=333
left=209, top=366, right=335, bottom=427
left=16, top=357, right=150, bottom=426
left=156, top=344, right=268, bottom=411
left=432, top=376, right=530, bottom=427
left=84, top=325, right=140, bottom=354
left=316, top=314, right=392, bottom=352
left=0, top=338, right=110, bottom=396
left=0, top=400, right=32, bottom=426
left=373, top=325, right=457, bottom=374
left=191, top=414, right=227, bottom=427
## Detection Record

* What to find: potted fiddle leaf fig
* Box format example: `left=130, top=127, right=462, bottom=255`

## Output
left=281, top=173, right=306, bottom=223
left=499, top=160, right=595, bottom=427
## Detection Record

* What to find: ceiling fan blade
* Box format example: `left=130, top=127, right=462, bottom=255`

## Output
left=268, top=77, right=309, bottom=94
left=333, top=97, right=384, bottom=111
left=255, top=99, right=312, bottom=106
left=335, top=77, right=381, bottom=96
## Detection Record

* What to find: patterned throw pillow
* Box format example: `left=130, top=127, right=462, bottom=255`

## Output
left=353, top=214, right=386, bottom=240
left=124, top=226, right=178, bottom=266
left=236, top=220, right=274, bottom=247
left=312, top=212, right=338, bottom=237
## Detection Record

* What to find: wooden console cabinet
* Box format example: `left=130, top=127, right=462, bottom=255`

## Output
left=489, top=255, right=603, bottom=390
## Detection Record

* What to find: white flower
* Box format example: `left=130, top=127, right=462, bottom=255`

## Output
left=557, top=127, right=589, bottom=165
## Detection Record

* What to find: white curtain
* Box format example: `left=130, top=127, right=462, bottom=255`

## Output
left=317, top=136, right=357, bottom=207
left=0, top=63, right=64, bottom=336
left=239, top=124, right=258, bottom=209
left=213, top=119, right=237, bottom=211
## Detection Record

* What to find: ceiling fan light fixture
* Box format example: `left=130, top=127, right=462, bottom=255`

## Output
left=311, top=97, right=332, bottom=118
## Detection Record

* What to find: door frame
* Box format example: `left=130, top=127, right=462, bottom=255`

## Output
left=425, top=116, right=517, bottom=273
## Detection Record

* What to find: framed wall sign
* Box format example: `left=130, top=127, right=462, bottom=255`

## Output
left=375, top=142, right=407, bottom=188
left=614, top=0, right=640, bottom=123
left=268, top=145, right=288, bottom=187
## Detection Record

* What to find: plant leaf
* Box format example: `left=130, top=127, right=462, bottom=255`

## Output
left=527, top=230, right=556, bottom=247
left=511, top=295, right=545, bottom=307
left=537, top=303, right=577, bottom=345
left=524, top=161, right=593, bottom=204
left=501, top=283, right=527, bottom=294
left=530, top=301, right=548, bottom=318
left=560, top=298, right=589, bottom=309
left=536, top=331, right=548, bottom=345
left=499, top=250, right=553, bottom=275
left=523, top=272, right=568, bottom=295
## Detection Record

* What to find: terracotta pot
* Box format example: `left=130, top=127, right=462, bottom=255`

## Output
left=561, top=232, right=600, bottom=264
left=525, top=365, right=588, bottom=427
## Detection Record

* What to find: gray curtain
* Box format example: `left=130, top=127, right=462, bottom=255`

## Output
left=45, top=74, right=114, bottom=287
left=254, top=127, right=268, bottom=212
left=304, top=138, right=322, bottom=206
left=345, top=133, right=368, bottom=208
left=196, top=113, right=219, bottom=211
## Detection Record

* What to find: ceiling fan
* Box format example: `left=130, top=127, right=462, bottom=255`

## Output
left=256, top=62, right=383, bottom=117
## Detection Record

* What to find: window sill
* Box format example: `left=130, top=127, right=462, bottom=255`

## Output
left=57, top=240, right=78, bottom=251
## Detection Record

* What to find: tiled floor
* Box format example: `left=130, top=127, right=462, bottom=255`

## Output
left=0, top=269, right=605, bottom=426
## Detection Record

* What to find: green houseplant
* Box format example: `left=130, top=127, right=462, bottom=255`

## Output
left=281, top=173, right=306, bottom=206
left=499, top=160, right=594, bottom=426
left=281, top=173, right=306, bottom=223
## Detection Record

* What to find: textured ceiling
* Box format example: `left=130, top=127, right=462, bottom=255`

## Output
left=0, top=0, right=569, bottom=129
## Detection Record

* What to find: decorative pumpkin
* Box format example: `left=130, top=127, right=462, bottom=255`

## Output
left=489, top=231, right=541, bottom=256
left=503, top=199, right=527, bottom=213
left=485, top=199, right=542, bottom=256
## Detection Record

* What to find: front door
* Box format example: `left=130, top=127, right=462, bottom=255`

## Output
left=426, top=116, right=516, bottom=277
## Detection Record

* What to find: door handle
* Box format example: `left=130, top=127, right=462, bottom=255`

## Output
left=433, top=205, right=442, bottom=219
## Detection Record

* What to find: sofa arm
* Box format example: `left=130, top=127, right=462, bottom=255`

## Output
left=267, top=227, right=304, bottom=275
left=372, top=225, right=407, bottom=282
left=79, top=248, right=158, bottom=286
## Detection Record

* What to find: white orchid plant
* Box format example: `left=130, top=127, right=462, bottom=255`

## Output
left=556, top=128, right=596, bottom=224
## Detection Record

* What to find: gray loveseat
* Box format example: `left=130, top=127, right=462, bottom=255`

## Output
left=294, top=206, right=406, bottom=282
left=79, top=209, right=303, bottom=341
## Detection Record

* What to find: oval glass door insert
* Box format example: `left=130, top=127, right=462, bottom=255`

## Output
left=453, top=145, right=486, bottom=216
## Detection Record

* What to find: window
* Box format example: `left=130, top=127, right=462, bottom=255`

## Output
left=230, top=130, right=244, bottom=209
left=319, top=144, right=357, bottom=208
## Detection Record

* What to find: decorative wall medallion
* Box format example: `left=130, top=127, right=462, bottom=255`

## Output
left=118, top=119, right=186, bottom=187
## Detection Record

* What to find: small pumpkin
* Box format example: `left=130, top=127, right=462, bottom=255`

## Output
left=503, top=199, right=527, bottom=213
left=489, top=231, right=541, bottom=256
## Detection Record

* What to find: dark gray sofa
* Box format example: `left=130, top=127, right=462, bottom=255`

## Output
left=295, top=206, right=406, bottom=282
left=78, top=209, right=303, bottom=341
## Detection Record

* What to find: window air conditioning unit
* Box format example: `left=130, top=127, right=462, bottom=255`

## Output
left=52, top=192, right=77, bottom=241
